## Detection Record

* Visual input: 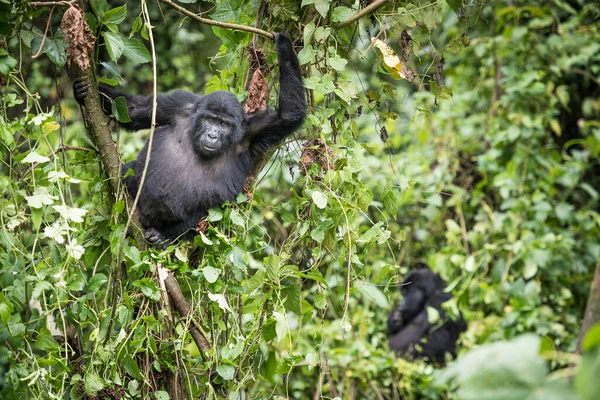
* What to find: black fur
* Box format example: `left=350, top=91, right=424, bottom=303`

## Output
left=387, top=267, right=467, bottom=363
left=74, top=32, right=306, bottom=247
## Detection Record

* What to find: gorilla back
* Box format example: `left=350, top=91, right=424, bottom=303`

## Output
left=74, top=32, right=305, bottom=246
left=387, top=268, right=466, bottom=363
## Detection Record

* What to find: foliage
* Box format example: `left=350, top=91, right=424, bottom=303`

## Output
left=0, top=0, right=599, bottom=399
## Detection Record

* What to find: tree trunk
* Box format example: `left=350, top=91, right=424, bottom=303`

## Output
left=576, top=264, right=600, bottom=354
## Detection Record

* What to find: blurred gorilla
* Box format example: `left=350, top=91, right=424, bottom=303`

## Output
left=74, top=31, right=305, bottom=247
left=387, top=267, right=466, bottom=362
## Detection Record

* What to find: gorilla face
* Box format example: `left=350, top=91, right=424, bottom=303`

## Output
left=195, top=116, right=233, bottom=156
left=194, top=92, right=245, bottom=157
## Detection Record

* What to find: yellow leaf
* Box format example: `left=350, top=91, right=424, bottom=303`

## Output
left=549, top=119, right=561, bottom=136
left=42, top=121, right=60, bottom=135
left=371, top=38, right=415, bottom=82
left=371, top=38, right=401, bottom=79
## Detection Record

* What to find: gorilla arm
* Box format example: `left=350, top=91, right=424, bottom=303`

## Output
left=73, top=78, right=200, bottom=131
left=244, top=31, right=306, bottom=156
left=388, top=311, right=433, bottom=354
left=97, top=87, right=201, bottom=131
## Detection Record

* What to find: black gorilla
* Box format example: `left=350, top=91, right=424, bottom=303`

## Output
left=74, top=32, right=306, bottom=246
left=387, top=267, right=466, bottom=363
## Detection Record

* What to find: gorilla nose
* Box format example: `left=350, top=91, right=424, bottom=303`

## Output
left=207, top=132, right=218, bottom=141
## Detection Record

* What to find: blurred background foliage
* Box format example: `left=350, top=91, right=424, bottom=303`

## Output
left=0, top=0, right=599, bottom=399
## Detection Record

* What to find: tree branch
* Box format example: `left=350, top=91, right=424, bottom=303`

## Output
left=160, top=0, right=274, bottom=39
left=77, top=71, right=121, bottom=194
left=333, top=0, right=390, bottom=29
left=159, top=266, right=211, bottom=355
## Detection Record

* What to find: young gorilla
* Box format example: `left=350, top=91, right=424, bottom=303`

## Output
left=387, top=267, right=467, bottom=363
left=74, top=32, right=305, bottom=247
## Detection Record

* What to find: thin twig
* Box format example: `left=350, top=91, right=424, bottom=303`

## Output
left=106, top=0, right=162, bottom=343
left=334, top=0, right=389, bottom=29
left=31, top=0, right=75, bottom=6
left=32, top=6, right=54, bottom=58
left=160, top=0, right=274, bottom=39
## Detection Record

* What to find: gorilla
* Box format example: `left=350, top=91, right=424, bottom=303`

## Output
left=387, top=267, right=466, bottom=363
left=74, top=31, right=306, bottom=247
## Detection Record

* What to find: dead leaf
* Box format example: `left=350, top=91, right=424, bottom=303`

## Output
left=60, top=5, right=95, bottom=70
left=244, top=69, right=269, bottom=115
left=299, top=138, right=334, bottom=175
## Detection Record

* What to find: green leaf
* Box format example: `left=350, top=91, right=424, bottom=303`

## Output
left=124, top=354, right=141, bottom=379
left=221, top=340, right=244, bottom=362
left=131, top=16, right=143, bottom=34
left=100, top=61, right=121, bottom=79
left=273, top=311, right=289, bottom=342
left=314, top=0, right=331, bottom=18
left=0, top=53, right=17, bottom=74
left=262, top=319, right=276, bottom=341
left=88, top=273, right=108, bottom=292
left=310, top=228, right=324, bottom=242
left=154, top=391, right=170, bottom=400
left=133, top=279, right=161, bottom=301
left=201, top=266, right=221, bottom=283
left=358, top=284, right=389, bottom=308
left=311, top=191, right=328, bottom=209
left=266, top=254, right=281, bottom=281
left=297, top=45, right=315, bottom=65
left=199, top=232, right=213, bottom=246
left=0, top=301, right=13, bottom=323
left=422, top=5, right=443, bottom=31
left=331, top=6, right=355, bottom=23
left=36, top=329, right=60, bottom=351
left=112, top=96, right=132, bottom=123
left=211, top=2, right=241, bottom=22
left=314, top=27, right=331, bottom=42
left=216, top=364, right=235, bottom=381
left=31, top=35, right=67, bottom=67
left=84, top=372, right=106, bottom=395
left=102, top=31, right=124, bottom=61
left=328, top=55, right=347, bottom=71
left=438, top=335, right=549, bottom=399
left=314, top=293, right=326, bottom=309
left=283, top=284, right=301, bottom=314
left=0, top=123, right=14, bottom=146
left=207, top=208, right=223, bottom=222
left=575, top=345, right=600, bottom=400
left=103, top=5, right=127, bottom=25
left=303, top=76, right=319, bottom=89
left=582, top=324, right=600, bottom=352
left=523, top=262, right=538, bottom=279
left=229, top=209, right=245, bottom=226
left=303, top=22, right=316, bottom=44
left=89, top=0, right=107, bottom=17
left=122, top=37, right=151, bottom=64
